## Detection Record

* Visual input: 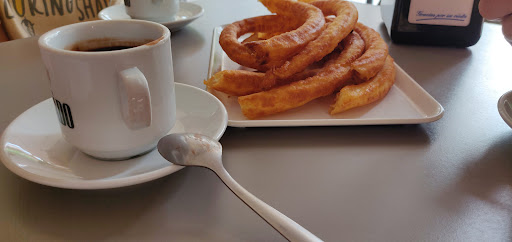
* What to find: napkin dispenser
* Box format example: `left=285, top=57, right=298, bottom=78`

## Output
left=381, top=0, right=484, bottom=47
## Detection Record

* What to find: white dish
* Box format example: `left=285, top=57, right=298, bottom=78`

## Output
left=98, top=2, right=204, bottom=32
left=207, top=26, right=444, bottom=127
left=0, top=83, right=227, bottom=189
left=498, top=90, right=512, bottom=129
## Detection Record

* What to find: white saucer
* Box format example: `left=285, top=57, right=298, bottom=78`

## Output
left=0, top=83, right=227, bottom=189
left=98, top=2, right=204, bottom=32
left=498, top=90, right=512, bottom=129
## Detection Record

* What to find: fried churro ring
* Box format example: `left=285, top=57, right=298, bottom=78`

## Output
left=265, top=0, right=358, bottom=81
left=204, top=69, right=314, bottom=97
left=205, top=70, right=267, bottom=96
left=204, top=67, right=318, bottom=97
left=220, top=15, right=302, bottom=70
left=211, top=0, right=395, bottom=119
left=351, top=22, right=389, bottom=80
left=252, top=0, right=325, bottom=59
left=219, top=0, right=325, bottom=71
left=206, top=32, right=364, bottom=97
left=237, top=32, right=365, bottom=119
left=239, top=65, right=352, bottom=119
left=330, top=55, right=396, bottom=114
left=324, top=31, right=365, bottom=67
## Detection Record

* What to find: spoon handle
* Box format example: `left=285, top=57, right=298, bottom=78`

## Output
left=214, top=168, right=322, bottom=242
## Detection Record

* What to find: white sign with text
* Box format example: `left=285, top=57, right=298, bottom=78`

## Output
left=408, top=0, right=475, bottom=26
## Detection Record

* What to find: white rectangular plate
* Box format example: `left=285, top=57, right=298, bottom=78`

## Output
left=207, top=26, right=444, bottom=127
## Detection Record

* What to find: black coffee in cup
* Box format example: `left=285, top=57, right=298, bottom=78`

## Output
left=68, top=38, right=152, bottom=52
left=83, top=45, right=135, bottom=51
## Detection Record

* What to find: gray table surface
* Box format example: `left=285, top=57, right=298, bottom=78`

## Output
left=1, top=1, right=511, bottom=241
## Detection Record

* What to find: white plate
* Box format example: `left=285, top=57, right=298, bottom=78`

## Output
left=0, top=83, right=227, bottom=189
left=498, top=90, right=512, bottom=129
left=207, top=26, right=444, bottom=127
left=98, top=2, right=204, bottom=32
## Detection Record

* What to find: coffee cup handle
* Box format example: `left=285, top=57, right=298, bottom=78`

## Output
left=118, top=67, right=152, bottom=130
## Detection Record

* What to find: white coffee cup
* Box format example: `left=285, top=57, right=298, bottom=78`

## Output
left=38, top=20, right=176, bottom=160
left=125, top=0, right=180, bottom=23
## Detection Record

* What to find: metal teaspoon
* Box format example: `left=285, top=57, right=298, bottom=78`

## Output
left=157, top=133, right=322, bottom=242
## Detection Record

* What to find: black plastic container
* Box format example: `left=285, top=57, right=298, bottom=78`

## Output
left=381, top=0, right=484, bottom=47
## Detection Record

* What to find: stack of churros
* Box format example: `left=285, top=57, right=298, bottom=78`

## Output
left=205, top=0, right=395, bottom=119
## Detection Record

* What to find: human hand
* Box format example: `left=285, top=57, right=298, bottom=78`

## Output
left=479, top=0, right=512, bottom=44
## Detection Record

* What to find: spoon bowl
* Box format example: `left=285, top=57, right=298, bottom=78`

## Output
left=157, top=133, right=322, bottom=242
left=157, top=133, right=222, bottom=167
